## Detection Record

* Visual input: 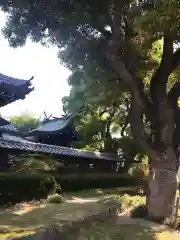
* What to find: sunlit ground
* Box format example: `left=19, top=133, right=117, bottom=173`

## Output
left=0, top=188, right=179, bottom=239
left=0, top=192, right=114, bottom=239
left=75, top=222, right=180, bottom=240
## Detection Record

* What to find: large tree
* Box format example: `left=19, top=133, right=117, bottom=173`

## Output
left=2, top=0, right=180, bottom=220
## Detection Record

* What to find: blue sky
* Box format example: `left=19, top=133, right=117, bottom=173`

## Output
left=0, top=11, right=71, bottom=118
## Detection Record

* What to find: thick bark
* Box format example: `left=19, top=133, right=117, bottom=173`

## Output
left=106, top=1, right=180, bottom=221
left=107, top=44, right=177, bottom=219
left=147, top=147, right=177, bottom=221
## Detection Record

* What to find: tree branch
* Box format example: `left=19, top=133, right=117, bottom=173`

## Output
left=148, top=36, right=176, bottom=149
left=105, top=0, right=158, bottom=159
left=150, top=36, right=173, bottom=103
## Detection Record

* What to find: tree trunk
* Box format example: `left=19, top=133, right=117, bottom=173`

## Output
left=147, top=149, right=178, bottom=221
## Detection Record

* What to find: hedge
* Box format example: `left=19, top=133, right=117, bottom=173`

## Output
left=0, top=172, right=138, bottom=204
left=0, top=173, right=57, bottom=205
left=54, top=173, right=138, bottom=192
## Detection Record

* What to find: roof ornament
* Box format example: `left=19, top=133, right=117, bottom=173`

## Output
left=28, top=76, right=34, bottom=82
left=38, top=111, right=53, bottom=123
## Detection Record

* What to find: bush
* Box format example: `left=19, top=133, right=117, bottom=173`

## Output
left=47, top=194, right=64, bottom=203
left=54, top=173, right=138, bottom=192
left=0, top=173, right=57, bottom=205
left=119, top=194, right=146, bottom=212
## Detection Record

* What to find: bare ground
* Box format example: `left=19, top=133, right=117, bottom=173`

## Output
left=0, top=195, right=113, bottom=239
left=0, top=188, right=180, bottom=239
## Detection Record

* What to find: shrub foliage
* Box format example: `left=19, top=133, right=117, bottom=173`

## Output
left=55, top=173, right=138, bottom=192
left=0, top=173, right=57, bottom=205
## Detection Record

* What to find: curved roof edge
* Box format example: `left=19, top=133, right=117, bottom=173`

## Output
left=0, top=73, right=34, bottom=107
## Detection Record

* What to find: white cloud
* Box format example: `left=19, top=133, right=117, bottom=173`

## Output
left=0, top=11, right=71, bottom=118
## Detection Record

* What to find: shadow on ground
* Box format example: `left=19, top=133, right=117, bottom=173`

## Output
left=70, top=220, right=179, bottom=240
left=62, top=222, right=158, bottom=240
left=0, top=197, right=111, bottom=239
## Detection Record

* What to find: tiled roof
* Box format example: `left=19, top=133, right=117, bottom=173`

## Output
left=0, top=73, right=34, bottom=107
left=0, top=123, right=18, bottom=132
left=0, top=73, right=33, bottom=86
left=0, top=118, right=119, bottom=161
left=0, top=137, right=120, bottom=161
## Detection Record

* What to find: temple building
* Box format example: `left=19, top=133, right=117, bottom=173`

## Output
left=0, top=73, right=119, bottom=172
left=23, top=114, right=80, bottom=147
left=0, top=73, right=80, bottom=147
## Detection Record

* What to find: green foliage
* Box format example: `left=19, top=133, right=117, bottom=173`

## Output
left=0, top=173, right=57, bottom=205
left=54, top=173, right=138, bottom=192
left=72, top=112, right=106, bottom=151
left=47, top=194, right=64, bottom=204
left=135, top=0, right=180, bottom=36
left=119, top=194, right=146, bottom=213
left=9, top=113, right=39, bottom=129
left=15, top=159, right=50, bottom=173
left=10, top=154, right=59, bottom=173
